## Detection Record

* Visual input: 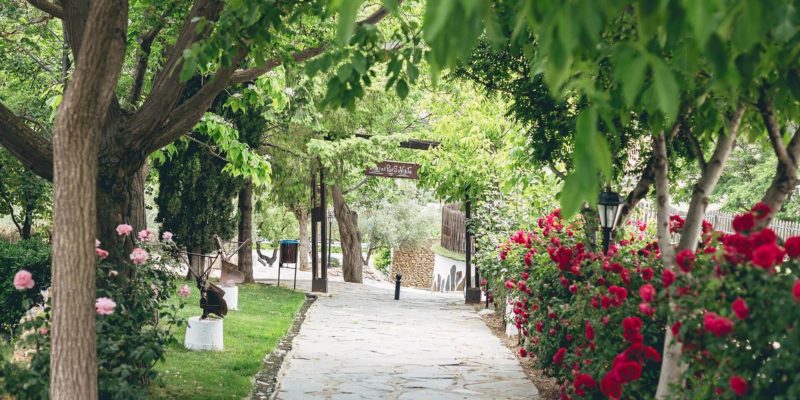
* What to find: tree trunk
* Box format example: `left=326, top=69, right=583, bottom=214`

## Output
left=188, top=244, right=203, bottom=279
left=677, top=104, right=744, bottom=251
left=96, top=163, right=148, bottom=260
left=237, top=179, right=254, bottom=283
left=295, top=208, right=310, bottom=271
left=653, top=129, right=682, bottom=399
left=21, top=211, right=32, bottom=240
left=757, top=91, right=800, bottom=227
left=50, top=1, right=127, bottom=399
left=332, top=185, right=362, bottom=283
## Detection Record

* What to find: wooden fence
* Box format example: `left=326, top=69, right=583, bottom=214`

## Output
left=441, top=203, right=467, bottom=254
left=637, top=204, right=800, bottom=238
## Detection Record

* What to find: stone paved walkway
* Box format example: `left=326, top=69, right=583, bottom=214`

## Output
left=270, top=280, right=539, bottom=400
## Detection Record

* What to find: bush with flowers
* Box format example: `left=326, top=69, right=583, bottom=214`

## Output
left=0, top=226, right=188, bottom=399
left=494, top=209, right=674, bottom=399
left=666, top=203, right=800, bottom=398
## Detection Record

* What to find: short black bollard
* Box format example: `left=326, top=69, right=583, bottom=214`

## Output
left=394, top=273, right=402, bottom=300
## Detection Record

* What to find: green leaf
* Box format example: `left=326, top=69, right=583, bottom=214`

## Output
left=615, top=46, right=648, bottom=107
left=395, top=79, right=409, bottom=99
left=652, top=60, right=680, bottom=123
left=336, top=0, right=364, bottom=45
left=422, top=0, right=455, bottom=41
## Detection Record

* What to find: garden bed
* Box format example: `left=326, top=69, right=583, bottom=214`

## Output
left=149, top=283, right=306, bottom=399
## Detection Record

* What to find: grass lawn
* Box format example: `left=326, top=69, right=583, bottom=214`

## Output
left=150, top=283, right=306, bottom=399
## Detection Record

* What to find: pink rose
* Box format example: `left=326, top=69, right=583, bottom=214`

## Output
left=39, top=326, right=48, bottom=335
left=178, top=284, right=191, bottom=298
left=138, top=229, right=154, bottom=241
left=129, top=247, right=149, bottom=265
left=13, top=270, right=35, bottom=290
left=95, top=248, right=109, bottom=259
left=95, top=297, right=116, bottom=315
left=116, top=224, right=133, bottom=236
left=162, top=231, right=174, bottom=241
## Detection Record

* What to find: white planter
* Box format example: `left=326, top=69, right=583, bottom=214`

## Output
left=222, top=284, right=239, bottom=311
left=184, top=316, right=224, bottom=351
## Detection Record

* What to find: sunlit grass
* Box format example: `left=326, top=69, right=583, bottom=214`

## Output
left=150, top=283, right=306, bottom=399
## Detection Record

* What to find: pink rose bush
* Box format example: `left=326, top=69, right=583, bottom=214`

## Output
left=116, top=224, right=133, bottom=236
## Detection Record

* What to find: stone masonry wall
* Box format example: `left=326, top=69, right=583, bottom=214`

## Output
left=391, top=247, right=435, bottom=288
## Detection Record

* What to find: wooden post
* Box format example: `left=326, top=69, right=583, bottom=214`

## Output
left=464, top=196, right=481, bottom=303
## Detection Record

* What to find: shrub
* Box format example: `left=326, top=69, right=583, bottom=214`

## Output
left=0, top=228, right=185, bottom=399
left=669, top=203, right=800, bottom=398
left=497, top=210, right=667, bottom=399
left=0, top=239, right=51, bottom=333
left=374, top=248, right=391, bottom=273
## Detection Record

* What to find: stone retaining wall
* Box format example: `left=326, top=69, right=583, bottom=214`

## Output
left=390, top=247, right=434, bottom=288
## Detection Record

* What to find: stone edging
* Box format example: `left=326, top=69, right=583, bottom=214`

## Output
left=250, top=291, right=317, bottom=399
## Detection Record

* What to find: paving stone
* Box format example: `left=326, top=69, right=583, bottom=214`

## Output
left=271, top=280, right=539, bottom=400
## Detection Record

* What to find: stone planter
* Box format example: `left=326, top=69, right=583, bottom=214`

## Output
left=222, top=284, right=239, bottom=311
left=184, top=316, right=224, bottom=351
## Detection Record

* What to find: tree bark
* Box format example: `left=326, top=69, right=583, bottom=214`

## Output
left=331, top=185, right=362, bottom=283
left=237, top=179, right=254, bottom=283
left=617, top=155, right=655, bottom=227
left=295, top=208, right=310, bottom=271
left=757, top=90, right=800, bottom=227
left=96, top=163, right=148, bottom=259
left=653, top=128, right=682, bottom=399
left=677, top=103, right=744, bottom=251
left=50, top=1, right=127, bottom=399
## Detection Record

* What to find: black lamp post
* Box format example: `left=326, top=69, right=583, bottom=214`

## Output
left=597, top=188, right=624, bottom=254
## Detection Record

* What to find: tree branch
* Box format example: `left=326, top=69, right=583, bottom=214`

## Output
left=683, top=125, right=707, bottom=173
left=137, top=55, right=243, bottom=154
left=678, top=102, right=745, bottom=251
left=129, top=0, right=224, bottom=135
left=758, top=87, right=793, bottom=168
left=26, top=0, right=63, bottom=19
left=0, top=102, right=54, bottom=180
left=547, top=160, right=566, bottom=180
left=343, top=177, right=370, bottom=195
left=128, top=3, right=177, bottom=105
left=617, top=154, right=655, bottom=227
left=229, top=3, right=398, bottom=84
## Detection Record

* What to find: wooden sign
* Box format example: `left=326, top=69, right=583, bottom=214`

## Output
left=365, top=161, right=420, bottom=179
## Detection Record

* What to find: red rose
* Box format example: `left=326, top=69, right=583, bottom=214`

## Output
left=517, top=281, right=527, bottom=291
left=614, top=360, right=642, bottom=383
left=600, top=372, right=622, bottom=399
left=751, top=202, right=772, bottom=220
left=703, top=312, right=734, bottom=337
left=669, top=214, right=685, bottom=233
left=535, top=321, right=544, bottom=332
left=732, top=212, right=755, bottom=233
left=601, top=295, right=612, bottom=309
left=785, top=236, right=800, bottom=259
left=641, top=267, right=654, bottom=281
left=622, top=316, right=643, bottom=332
left=793, top=280, right=800, bottom=302
left=662, top=269, right=675, bottom=288
left=524, top=251, right=533, bottom=266
left=585, top=321, right=595, bottom=341
left=638, top=284, right=656, bottom=302
left=559, top=275, right=570, bottom=287
left=610, top=262, right=623, bottom=273
left=675, top=249, right=696, bottom=272
left=731, top=297, right=749, bottom=320
left=505, top=280, right=515, bottom=289
left=671, top=321, right=682, bottom=336
left=519, top=348, right=528, bottom=358
left=574, top=373, right=596, bottom=391
left=591, top=297, right=600, bottom=309
left=569, top=284, right=578, bottom=294
left=609, top=285, right=628, bottom=302
left=521, top=271, right=530, bottom=280
left=638, top=302, right=655, bottom=316
left=553, top=347, right=567, bottom=364
left=620, top=269, right=631, bottom=285
left=729, top=375, right=748, bottom=396
left=623, top=343, right=661, bottom=362
left=751, top=243, right=785, bottom=270
left=499, top=249, right=508, bottom=260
